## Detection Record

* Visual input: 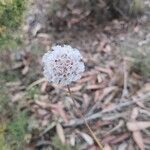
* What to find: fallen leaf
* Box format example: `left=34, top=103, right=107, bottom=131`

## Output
left=76, top=76, right=94, bottom=84
left=88, top=145, right=98, bottom=150
left=132, top=96, right=145, bottom=108
left=131, top=107, right=139, bottom=120
left=103, top=89, right=118, bottom=105
left=51, top=102, right=68, bottom=123
left=83, top=93, right=90, bottom=111
left=110, top=71, right=124, bottom=87
left=103, top=44, right=111, bottom=53
left=103, top=144, right=111, bottom=150
left=41, top=118, right=49, bottom=127
left=94, top=90, right=102, bottom=102
left=11, top=92, right=25, bottom=102
left=79, top=132, right=94, bottom=145
left=70, top=134, right=75, bottom=146
left=102, top=135, right=115, bottom=144
left=40, top=81, right=48, bottom=93
left=139, top=109, right=150, bottom=117
left=12, top=62, right=23, bottom=69
left=56, top=123, right=66, bottom=144
left=143, top=137, right=150, bottom=144
left=98, top=86, right=118, bottom=102
left=82, top=70, right=98, bottom=77
left=68, top=85, right=82, bottom=92
left=41, top=122, right=57, bottom=135
left=95, top=67, right=113, bottom=77
left=142, top=83, right=150, bottom=92
left=86, top=84, right=102, bottom=90
left=127, top=140, right=135, bottom=150
left=127, top=121, right=150, bottom=131
left=110, top=133, right=130, bottom=144
left=118, top=142, right=128, bottom=150
left=133, top=131, right=144, bottom=150
left=37, top=109, right=48, bottom=117
left=132, top=83, right=150, bottom=108
left=22, top=65, right=29, bottom=75
left=37, top=33, right=51, bottom=39
left=97, top=39, right=108, bottom=52
left=35, top=100, right=51, bottom=109
left=97, top=73, right=103, bottom=83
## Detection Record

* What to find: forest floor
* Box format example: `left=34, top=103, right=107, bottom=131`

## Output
left=0, top=0, right=150, bottom=150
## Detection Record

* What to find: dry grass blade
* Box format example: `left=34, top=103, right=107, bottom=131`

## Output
left=27, top=78, right=47, bottom=90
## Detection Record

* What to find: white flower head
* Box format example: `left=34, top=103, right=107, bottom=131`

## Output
left=42, top=45, right=85, bottom=85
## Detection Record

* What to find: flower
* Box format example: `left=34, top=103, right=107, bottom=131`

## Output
left=42, top=45, right=85, bottom=85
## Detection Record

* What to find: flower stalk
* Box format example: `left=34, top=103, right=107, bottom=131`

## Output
left=67, top=85, right=103, bottom=150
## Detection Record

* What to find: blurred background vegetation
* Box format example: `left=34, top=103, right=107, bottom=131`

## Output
left=0, top=0, right=25, bottom=50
